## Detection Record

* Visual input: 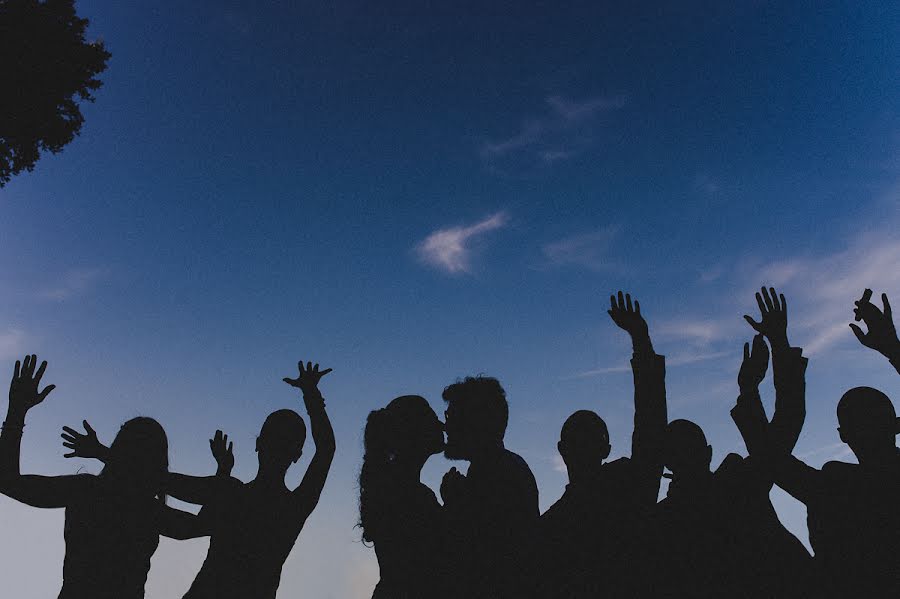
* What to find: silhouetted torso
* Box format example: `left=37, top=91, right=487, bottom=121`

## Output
left=183, top=477, right=308, bottom=599
left=804, top=455, right=900, bottom=597
left=644, top=455, right=810, bottom=598
left=371, top=481, right=451, bottom=599
left=538, top=457, right=655, bottom=597
left=446, top=448, right=539, bottom=598
left=60, top=474, right=161, bottom=599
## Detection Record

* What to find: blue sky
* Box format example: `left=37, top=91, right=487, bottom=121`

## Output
left=1, top=2, right=899, bottom=597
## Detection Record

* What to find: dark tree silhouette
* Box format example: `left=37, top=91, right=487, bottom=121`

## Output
left=0, top=0, right=110, bottom=186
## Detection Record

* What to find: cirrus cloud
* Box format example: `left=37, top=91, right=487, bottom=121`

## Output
left=415, top=212, right=510, bottom=274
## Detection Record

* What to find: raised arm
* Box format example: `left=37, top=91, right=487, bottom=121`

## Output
left=744, top=288, right=819, bottom=501
left=744, top=287, right=806, bottom=454
left=730, top=334, right=770, bottom=456
left=284, top=361, right=335, bottom=518
left=0, top=355, right=85, bottom=508
left=850, top=289, right=900, bottom=375
left=608, top=291, right=667, bottom=502
left=62, top=422, right=236, bottom=506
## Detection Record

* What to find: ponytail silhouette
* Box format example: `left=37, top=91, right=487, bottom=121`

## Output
left=358, top=395, right=449, bottom=598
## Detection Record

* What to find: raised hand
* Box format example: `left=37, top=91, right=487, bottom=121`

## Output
left=209, top=429, right=234, bottom=476
left=743, top=287, right=789, bottom=349
left=440, top=467, right=466, bottom=507
left=61, top=421, right=107, bottom=460
left=283, top=361, right=333, bottom=395
left=738, top=334, right=769, bottom=391
left=608, top=291, right=652, bottom=354
left=8, top=355, right=55, bottom=417
left=849, top=289, right=899, bottom=361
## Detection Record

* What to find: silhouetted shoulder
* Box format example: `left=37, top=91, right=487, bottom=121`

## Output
left=603, top=456, right=640, bottom=480
left=503, top=449, right=537, bottom=479
left=498, top=449, right=539, bottom=506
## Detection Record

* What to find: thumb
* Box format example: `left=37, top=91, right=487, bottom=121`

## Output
left=743, top=315, right=762, bottom=331
left=849, top=323, right=868, bottom=344
left=37, top=385, right=56, bottom=402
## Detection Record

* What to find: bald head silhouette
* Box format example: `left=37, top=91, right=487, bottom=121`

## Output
left=837, top=387, right=899, bottom=463
left=558, top=410, right=611, bottom=481
left=664, top=419, right=712, bottom=479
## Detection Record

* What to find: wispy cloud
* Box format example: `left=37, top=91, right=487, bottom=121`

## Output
left=656, top=319, right=732, bottom=346
left=796, top=442, right=850, bottom=460
left=415, top=212, right=509, bottom=274
left=693, top=174, right=721, bottom=195
left=541, top=225, right=622, bottom=271
left=743, top=231, right=900, bottom=355
left=552, top=454, right=567, bottom=474
left=480, top=93, right=626, bottom=170
left=0, top=329, right=26, bottom=360
left=38, top=267, right=108, bottom=301
left=568, top=349, right=731, bottom=379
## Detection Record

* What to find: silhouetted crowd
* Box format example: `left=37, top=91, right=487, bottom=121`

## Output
left=1, top=287, right=898, bottom=598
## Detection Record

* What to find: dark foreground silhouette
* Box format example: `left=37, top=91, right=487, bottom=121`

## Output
left=1, top=357, right=205, bottom=599
left=2, top=287, right=898, bottom=598
left=536, top=292, right=666, bottom=598
left=359, top=395, right=452, bottom=599
left=60, top=361, right=335, bottom=599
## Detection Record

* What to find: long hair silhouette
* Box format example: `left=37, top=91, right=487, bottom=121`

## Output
left=359, top=395, right=449, bottom=598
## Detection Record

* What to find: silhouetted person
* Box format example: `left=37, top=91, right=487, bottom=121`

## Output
left=440, top=375, right=539, bottom=598
left=768, top=290, right=900, bottom=597
left=0, top=355, right=206, bottom=599
left=537, top=291, right=667, bottom=597
left=642, top=288, right=811, bottom=597
left=359, top=395, right=454, bottom=599
left=64, top=360, right=336, bottom=599
left=850, top=288, right=900, bottom=375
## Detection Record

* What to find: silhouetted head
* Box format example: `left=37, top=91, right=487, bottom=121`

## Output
left=442, top=376, right=508, bottom=460
left=663, top=419, right=712, bottom=479
left=558, top=410, right=610, bottom=480
left=365, top=395, right=445, bottom=464
left=255, top=409, right=307, bottom=471
left=101, top=417, right=169, bottom=498
left=359, top=395, right=444, bottom=542
left=837, top=387, right=899, bottom=463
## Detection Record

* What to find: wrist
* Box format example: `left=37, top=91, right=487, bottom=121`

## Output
left=888, top=349, right=900, bottom=372
left=631, top=334, right=654, bottom=354
left=768, top=333, right=790, bottom=351
left=4, top=407, right=26, bottom=425
left=884, top=339, right=900, bottom=361
left=302, top=390, right=326, bottom=411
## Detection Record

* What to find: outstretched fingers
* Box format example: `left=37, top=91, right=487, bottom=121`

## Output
left=755, top=292, right=767, bottom=317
